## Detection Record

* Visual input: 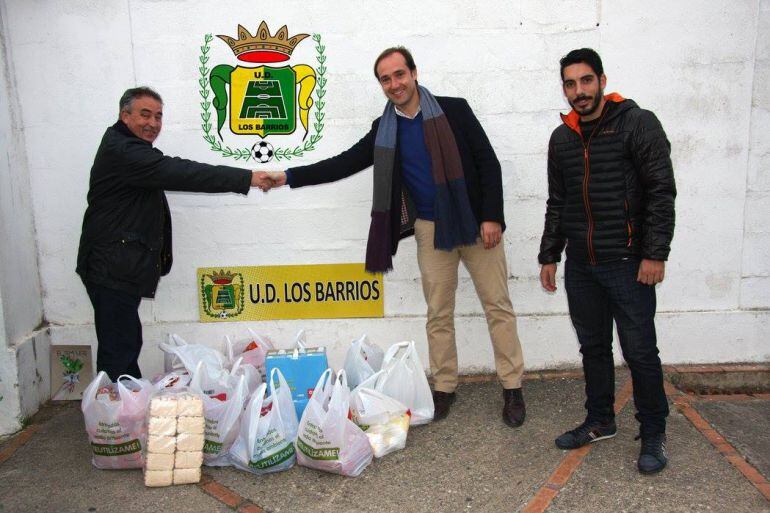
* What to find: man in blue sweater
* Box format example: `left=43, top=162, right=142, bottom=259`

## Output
left=259, top=47, right=526, bottom=426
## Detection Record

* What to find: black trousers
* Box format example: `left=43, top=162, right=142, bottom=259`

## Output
left=565, top=257, right=669, bottom=437
left=86, top=283, right=143, bottom=381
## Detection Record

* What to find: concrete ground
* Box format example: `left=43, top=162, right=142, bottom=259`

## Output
left=0, top=370, right=768, bottom=513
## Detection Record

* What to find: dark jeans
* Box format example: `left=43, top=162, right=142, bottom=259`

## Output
left=86, top=283, right=143, bottom=381
left=565, top=257, right=668, bottom=436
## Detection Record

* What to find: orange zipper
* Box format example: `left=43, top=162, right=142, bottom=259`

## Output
left=624, top=199, right=632, bottom=247
left=581, top=107, right=610, bottom=266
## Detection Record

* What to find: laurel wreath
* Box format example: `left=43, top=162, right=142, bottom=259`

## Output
left=200, top=273, right=245, bottom=320
left=198, top=33, right=327, bottom=162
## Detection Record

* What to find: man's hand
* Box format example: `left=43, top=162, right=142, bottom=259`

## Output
left=481, top=221, right=502, bottom=249
left=267, top=171, right=287, bottom=188
left=250, top=170, right=286, bottom=192
left=251, top=171, right=272, bottom=191
left=637, top=259, right=665, bottom=285
left=540, top=263, right=557, bottom=292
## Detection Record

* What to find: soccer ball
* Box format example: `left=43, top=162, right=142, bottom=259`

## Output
left=252, top=140, right=274, bottom=163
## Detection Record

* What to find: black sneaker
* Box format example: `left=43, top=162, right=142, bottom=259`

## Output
left=432, top=390, right=456, bottom=421
left=555, top=419, right=617, bottom=449
left=636, top=433, right=668, bottom=474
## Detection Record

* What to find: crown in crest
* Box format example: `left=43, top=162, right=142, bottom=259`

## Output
left=217, top=22, right=309, bottom=63
left=209, top=270, right=236, bottom=285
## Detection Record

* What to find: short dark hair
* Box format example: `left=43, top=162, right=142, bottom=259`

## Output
left=373, top=46, right=416, bottom=79
left=559, top=48, right=604, bottom=81
left=119, top=86, right=163, bottom=114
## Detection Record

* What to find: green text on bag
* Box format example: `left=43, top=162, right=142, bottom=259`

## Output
left=297, top=437, right=339, bottom=460
left=91, top=439, right=141, bottom=456
left=249, top=443, right=295, bottom=469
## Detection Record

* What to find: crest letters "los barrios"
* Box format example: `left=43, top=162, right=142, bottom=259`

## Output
left=199, top=21, right=328, bottom=162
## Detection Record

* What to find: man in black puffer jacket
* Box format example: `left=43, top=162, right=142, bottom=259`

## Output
left=538, top=49, right=676, bottom=475
left=77, top=87, right=261, bottom=381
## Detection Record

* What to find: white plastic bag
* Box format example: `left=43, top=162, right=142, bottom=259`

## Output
left=377, top=341, right=434, bottom=425
left=160, top=334, right=226, bottom=374
left=294, top=329, right=308, bottom=349
left=229, top=368, right=299, bottom=474
left=81, top=372, right=153, bottom=469
left=225, top=330, right=274, bottom=381
left=296, top=369, right=373, bottom=477
left=189, top=361, right=249, bottom=466
left=151, top=369, right=192, bottom=391
left=350, top=386, right=409, bottom=458
left=230, top=354, right=261, bottom=396
left=343, top=335, right=384, bottom=389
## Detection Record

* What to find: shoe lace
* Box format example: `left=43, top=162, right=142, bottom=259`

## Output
left=635, top=433, right=666, bottom=456
left=570, top=421, right=595, bottom=439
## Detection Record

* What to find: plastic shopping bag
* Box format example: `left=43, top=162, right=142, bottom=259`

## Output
left=350, top=386, right=410, bottom=458
left=229, top=368, right=299, bottom=474
left=225, top=330, right=274, bottom=381
left=160, top=334, right=226, bottom=374
left=229, top=353, right=261, bottom=396
left=296, top=369, right=373, bottom=477
left=377, top=341, right=434, bottom=425
left=189, top=361, right=249, bottom=466
left=343, top=335, right=384, bottom=389
left=152, top=369, right=192, bottom=390
left=81, top=372, right=153, bottom=469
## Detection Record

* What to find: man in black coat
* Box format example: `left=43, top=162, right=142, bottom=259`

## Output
left=77, top=87, right=261, bottom=381
left=257, top=47, right=527, bottom=427
left=538, top=49, right=676, bottom=474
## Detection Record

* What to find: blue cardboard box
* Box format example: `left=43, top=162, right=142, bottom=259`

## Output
left=265, top=347, right=328, bottom=420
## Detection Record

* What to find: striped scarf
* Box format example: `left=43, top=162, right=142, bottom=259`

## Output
left=365, top=85, right=478, bottom=273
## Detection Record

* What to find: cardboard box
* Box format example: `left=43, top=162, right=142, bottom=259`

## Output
left=265, top=347, right=328, bottom=419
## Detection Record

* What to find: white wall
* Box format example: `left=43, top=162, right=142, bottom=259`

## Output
left=0, top=1, right=768, bottom=432
left=0, top=0, right=47, bottom=434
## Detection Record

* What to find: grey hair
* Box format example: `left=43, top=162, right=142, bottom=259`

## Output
left=118, top=86, right=163, bottom=114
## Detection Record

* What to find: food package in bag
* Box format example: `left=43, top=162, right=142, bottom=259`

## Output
left=350, top=386, right=410, bottom=458
left=376, top=341, right=434, bottom=425
left=228, top=368, right=299, bottom=474
left=296, top=369, right=373, bottom=477
left=343, top=334, right=384, bottom=389
left=226, top=329, right=274, bottom=382
left=189, top=361, right=248, bottom=466
left=81, top=372, right=153, bottom=469
left=151, top=369, right=192, bottom=391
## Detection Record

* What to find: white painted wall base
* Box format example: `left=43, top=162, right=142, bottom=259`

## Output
left=0, top=329, right=50, bottom=436
left=47, top=310, right=770, bottom=390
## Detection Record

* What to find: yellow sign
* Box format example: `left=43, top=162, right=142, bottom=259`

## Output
left=198, top=264, right=383, bottom=322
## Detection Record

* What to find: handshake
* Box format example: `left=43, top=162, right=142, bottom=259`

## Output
left=250, top=170, right=287, bottom=192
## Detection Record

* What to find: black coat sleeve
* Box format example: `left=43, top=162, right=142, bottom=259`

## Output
left=538, top=135, right=567, bottom=264
left=458, top=99, right=504, bottom=224
left=632, top=110, right=676, bottom=261
left=286, top=121, right=378, bottom=187
left=115, top=138, right=252, bottom=194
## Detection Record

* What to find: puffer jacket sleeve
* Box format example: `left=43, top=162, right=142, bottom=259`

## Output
left=538, top=135, right=567, bottom=264
left=632, top=110, right=676, bottom=261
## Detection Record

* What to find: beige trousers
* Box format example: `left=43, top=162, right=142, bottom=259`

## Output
left=414, top=219, right=525, bottom=392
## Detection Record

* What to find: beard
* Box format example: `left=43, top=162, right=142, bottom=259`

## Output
left=570, top=90, right=603, bottom=117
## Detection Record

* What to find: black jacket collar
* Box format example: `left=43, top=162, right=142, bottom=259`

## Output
left=112, top=120, right=151, bottom=145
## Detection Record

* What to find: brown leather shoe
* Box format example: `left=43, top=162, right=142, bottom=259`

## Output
left=432, top=390, right=456, bottom=421
left=503, top=388, right=526, bottom=427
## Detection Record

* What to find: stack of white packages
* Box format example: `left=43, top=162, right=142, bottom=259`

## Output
left=144, top=392, right=205, bottom=487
